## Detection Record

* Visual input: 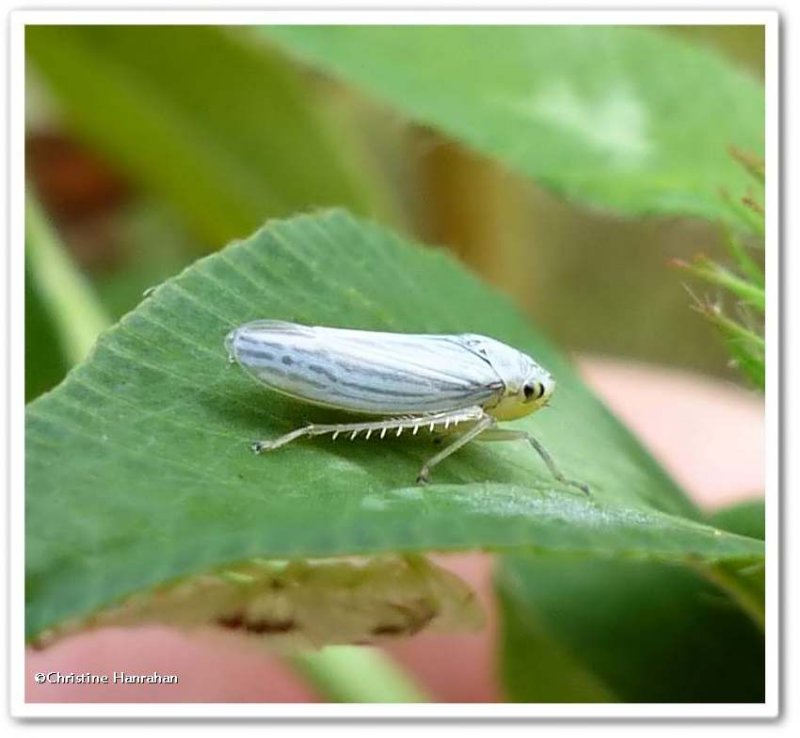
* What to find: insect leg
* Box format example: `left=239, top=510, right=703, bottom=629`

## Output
left=251, top=416, right=424, bottom=453
left=251, top=425, right=318, bottom=453
left=478, top=428, right=590, bottom=495
left=416, top=412, right=495, bottom=485
left=252, top=407, right=486, bottom=455
left=251, top=420, right=376, bottom=453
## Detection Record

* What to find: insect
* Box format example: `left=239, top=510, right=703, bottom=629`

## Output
left=225, top=320, right=589, bottom=494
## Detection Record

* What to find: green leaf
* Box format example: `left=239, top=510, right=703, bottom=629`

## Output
left=498, top=555, right=765, bottom=703
left=26, top=26, right=391, bottom=246
left=262, top=26, right=764, bottom=222
left=704, top=499, right=766, bottom=631
left=710, top=499, right=765, bottom=540
left=26, top=210, right=763, bottom=638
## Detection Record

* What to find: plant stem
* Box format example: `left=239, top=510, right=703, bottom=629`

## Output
left=723, top=229, right=764, bottom=287
left=684, top=259, right=764, bottom=311
left=25, top=194, right=111, bottom=365
left=290, top=646, right=429, bottom=703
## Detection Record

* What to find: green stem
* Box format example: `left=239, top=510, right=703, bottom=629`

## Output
left=724, top=229, right=764, bottom=288
left=685, top=258, right=764, bottom=312
left=25, top=194, right=111, bottom=365
left=723, top=196, right=765, bottom=238
left=290, top=646, right=429, bottom=703
left=703, top=307, right=765, bottom=350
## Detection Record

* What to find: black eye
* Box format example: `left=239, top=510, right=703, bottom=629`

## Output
left=523, top=382, right=543, bottom=401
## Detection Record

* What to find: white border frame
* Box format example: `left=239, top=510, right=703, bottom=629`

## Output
left=8, top=8, right=779, bottom=719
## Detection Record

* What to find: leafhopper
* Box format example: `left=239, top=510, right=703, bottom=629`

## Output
left=226, top=321, right=588, bottom=494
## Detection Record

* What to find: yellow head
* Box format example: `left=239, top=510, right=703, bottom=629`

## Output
left=466, top=335, right=555, bottom=421
left=489, top=371, right=555, bottom=420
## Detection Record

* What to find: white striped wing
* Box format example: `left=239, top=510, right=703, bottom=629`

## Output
left=226, top=321, right=506, bottom=415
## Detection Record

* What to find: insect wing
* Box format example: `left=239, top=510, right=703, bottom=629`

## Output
left=227, top=321, right=504, bottom=414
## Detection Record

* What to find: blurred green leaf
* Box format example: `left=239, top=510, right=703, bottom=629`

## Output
left=498, top=499, right=766, bottom=702
left=704, top=499, right=765, bottom=632
left=498, top=554, right=765, bottom=702
left=26, top=210, right=763, bottom=639
left=710, top=499, right=765, bottom=540
left=26, top=26, right=391, bottom=247
left=263, top=26, right=764, bottom=222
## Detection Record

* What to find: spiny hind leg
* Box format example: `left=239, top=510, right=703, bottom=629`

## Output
left=477, top=428, right=590, bottom=495
left=251, top=424, right=317, bottom=453
left=251, top=407, right=485, bottom=455
left=252, top=418, right=400, bottom=453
